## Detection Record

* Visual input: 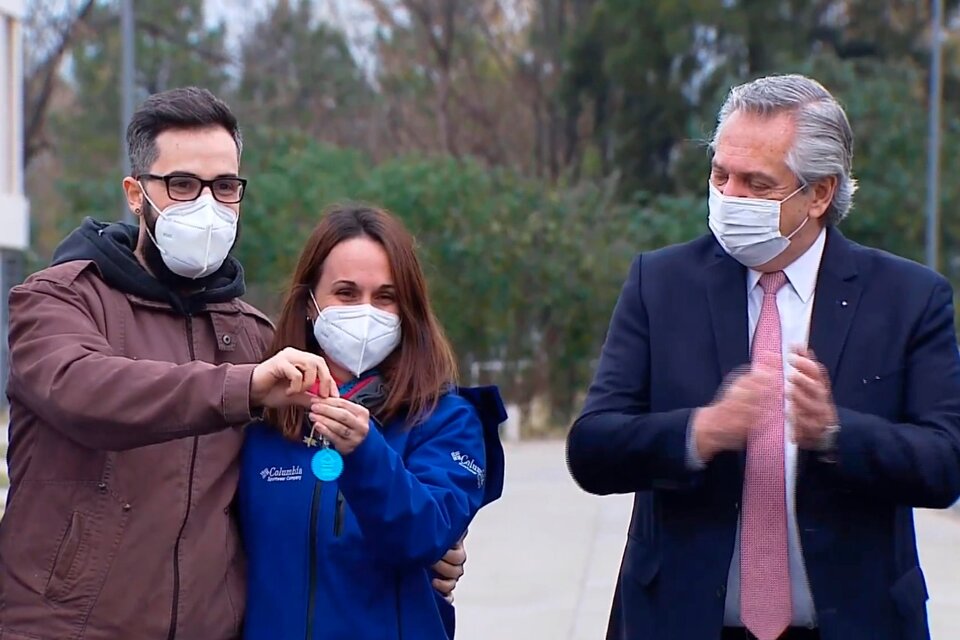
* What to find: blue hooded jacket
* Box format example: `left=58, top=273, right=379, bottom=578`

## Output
left=238, top=381, right=505, bottom=640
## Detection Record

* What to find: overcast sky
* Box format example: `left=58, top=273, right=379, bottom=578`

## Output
left=204, top=0, right=379, bottom=43
left=203, top=0, right=382, bottom=73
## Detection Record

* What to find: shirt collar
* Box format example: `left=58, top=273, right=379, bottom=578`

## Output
left=748, top=226, right=827, bottom=304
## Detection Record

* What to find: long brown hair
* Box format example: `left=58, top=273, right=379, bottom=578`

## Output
left=265, top=203, right=458, bottom=441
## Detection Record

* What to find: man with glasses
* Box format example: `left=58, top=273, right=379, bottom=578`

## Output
left=0, top=87, right=464, bottom=639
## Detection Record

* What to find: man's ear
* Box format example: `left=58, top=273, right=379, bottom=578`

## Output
left=808, top=175, right=838, bottom=221
left=121, top=177, right=144, bottom=217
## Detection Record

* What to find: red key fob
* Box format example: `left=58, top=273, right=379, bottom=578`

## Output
left=308, top=380, right=321, bottom=396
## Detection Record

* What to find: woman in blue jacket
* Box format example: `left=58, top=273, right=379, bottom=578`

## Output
left=238, top=204, right=504, bottom=640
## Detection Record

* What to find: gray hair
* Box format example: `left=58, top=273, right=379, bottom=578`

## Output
left=126, top=87, right=242, bottom=177
left=710, top=74, right=857, bottom=225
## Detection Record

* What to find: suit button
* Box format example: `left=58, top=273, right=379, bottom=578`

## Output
left=123, top=503, right=132, bottom=512
left=717, top=585, right=726, bottom=598
left=97, top=482, right=107, bottom=493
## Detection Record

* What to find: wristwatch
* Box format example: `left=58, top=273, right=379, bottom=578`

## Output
left=818, top=423, right=840, bottom=463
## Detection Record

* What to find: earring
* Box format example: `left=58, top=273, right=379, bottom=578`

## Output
left=134, top=207, right=141, bottom=215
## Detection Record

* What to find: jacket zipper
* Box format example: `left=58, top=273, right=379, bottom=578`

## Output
left=304, top=481, right=323, bottom=640
left=396, top=580, right=404, bottom=640
left=333, top=490, right=345, bottom=537
left=167, top=315, right=200, bottom=640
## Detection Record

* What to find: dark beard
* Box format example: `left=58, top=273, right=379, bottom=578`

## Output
left=140, top=201, right=241, bottom=292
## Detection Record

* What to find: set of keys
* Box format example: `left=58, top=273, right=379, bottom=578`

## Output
left=303, top=381, right=344, bottom=482
left=302, top=431, right=343, bottom=482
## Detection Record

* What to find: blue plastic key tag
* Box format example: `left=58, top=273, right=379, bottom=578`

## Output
left=311, top=446, right=343, bottom=482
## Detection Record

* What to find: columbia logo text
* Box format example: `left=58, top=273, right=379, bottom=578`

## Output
left=259, top=465, right=304, bottom=482
left=451, top=451, right=485, bottom=488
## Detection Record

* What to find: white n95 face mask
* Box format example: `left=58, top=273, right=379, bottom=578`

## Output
left=311, top=294, right=402, bottom=378
left=708, top=182, right=807, bottom=267
left=141, top=190, right=238, bottom=279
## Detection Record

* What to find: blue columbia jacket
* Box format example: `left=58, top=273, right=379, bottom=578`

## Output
left=238, top=384, right=505, bottom=640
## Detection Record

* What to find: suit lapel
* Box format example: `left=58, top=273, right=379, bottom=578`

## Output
left=808, top=227, right=861, bottom=383
left=801, top=227, right=861, bottom=475
left=705, top=242, right=749, bottom=477
left=705, top=243, right=750, bottom=379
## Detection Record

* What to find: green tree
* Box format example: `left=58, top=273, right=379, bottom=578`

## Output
left=235, top=0, right=375, bottom=150
left=561, top=0, right=960, bottom=197
left=236, top=131, right=705, bottom=425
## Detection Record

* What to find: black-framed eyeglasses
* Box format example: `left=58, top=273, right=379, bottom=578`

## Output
left=138, top=173, right=248, bottom=204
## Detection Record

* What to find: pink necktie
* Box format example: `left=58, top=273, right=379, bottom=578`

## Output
left=740, top=271, right=792, bottom=640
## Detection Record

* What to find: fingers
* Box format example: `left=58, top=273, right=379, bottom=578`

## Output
left=321, top=397, right=369, bottom=419
left=309, top=398, right=370, bottom=455
left=786, top=348, right=838, bottom=449
left=727, top=368, right=772, bottom=404
left=718, top=375, right=763, bottom=420
left=787, top=353, right=831, bottom=419
left=275, top=360, right=304, bottom=395
left=789, top=352, right=821, bottom=380
left=441, top=541, right=466, bottom=567
left=312, top=414, right=350, bottom=439
left=788, top=367, right=826, bottom=401
left=432, top=577, right=457, bottom=600
left=431, top=542, right=466, bottom=598
left=788, top=381, right=827, bottom=424
left=312, top=401, right=358, bottom=426
left=789, top=348, right=832, bottom=389
left=716, top=364, right=750, bottom=399
left=306, top=353, right=334, bottom=398
left=300, top=362, right=317, bottom=394
left=253, top=349, right=342, bottom=408
left=432, top=557, right=465, bottom=580
left=289, top=392, right=320, bottom=410
left=790, top=417, right=821, bottom=448
left=311, top=419, right=350, bottom=450
left=789, top=343, right=810, bottom=359
left=311, top=403, right=366, bottom=438
left=276, top=349, right=336, bottom=399
left=789, top=389, right=822, bottom=418
left=282, top=356, right=340, bottom=398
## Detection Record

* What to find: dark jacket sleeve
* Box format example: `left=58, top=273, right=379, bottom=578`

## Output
left=7, top=273, right=257, bottom=451
left=337, top=395, right=487, bottom=568
left=566, top=254, right=698, bottom=495
left=832, top=279, right=960, bottom=508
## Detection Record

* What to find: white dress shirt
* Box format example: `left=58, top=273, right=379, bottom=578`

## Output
left=722, top=227, right=827, bottom=627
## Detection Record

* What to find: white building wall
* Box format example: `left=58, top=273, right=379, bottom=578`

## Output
left=0, top=0, right=27, bottom=252
left=0, top=0, right=26, bottom=415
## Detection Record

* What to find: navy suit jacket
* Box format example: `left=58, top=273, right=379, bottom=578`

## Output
left=567, top=227, right=960, bottom=640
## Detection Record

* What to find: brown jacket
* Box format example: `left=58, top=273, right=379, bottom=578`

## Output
left=0, top=221, right=273, bottom=640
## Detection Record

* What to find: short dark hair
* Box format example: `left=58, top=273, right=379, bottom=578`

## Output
left=126, top=86, right=242, bottom=176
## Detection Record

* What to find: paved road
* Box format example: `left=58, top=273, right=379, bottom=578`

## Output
left=455, top=440, right=960, bottom=640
